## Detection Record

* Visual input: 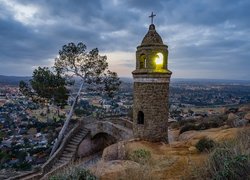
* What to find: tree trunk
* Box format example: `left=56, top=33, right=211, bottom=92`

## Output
left=49, top=82, right=84, bottom=157
left=57, top=106, right=60, bottom=117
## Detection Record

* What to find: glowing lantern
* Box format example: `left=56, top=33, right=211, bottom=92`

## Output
left=155, top=52, right=164, bottom=67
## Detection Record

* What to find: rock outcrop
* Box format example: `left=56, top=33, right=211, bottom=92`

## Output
left=90, top=127, right=250, bottom=179
left=244, top=112, right=250, bottom=121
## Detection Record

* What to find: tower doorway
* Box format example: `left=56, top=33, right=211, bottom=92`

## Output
left=137, top=111, right=144, bottom=124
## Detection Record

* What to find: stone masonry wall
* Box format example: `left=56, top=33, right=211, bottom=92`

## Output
left=133, top=81, right=169, bottom=142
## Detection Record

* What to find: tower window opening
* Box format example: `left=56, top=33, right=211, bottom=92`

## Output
left=139, top=54, right=146, bottom=69
left=139, top=60, right=144, bottom=69
left=155, top=52, right=164, bottom=69
left=137, top=111, right=144, bottom=124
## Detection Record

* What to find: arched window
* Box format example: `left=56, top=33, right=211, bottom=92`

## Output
left=139, top=54, right=146, bottom=69
left=137, top=111, right=144, bottom=124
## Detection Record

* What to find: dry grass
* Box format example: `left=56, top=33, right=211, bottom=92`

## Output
left=48, top=160, right=96, bottom=180
left=191, top=127, right=250, bottom=180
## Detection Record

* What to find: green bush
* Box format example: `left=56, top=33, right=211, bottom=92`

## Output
left=169, top=122, right=180, bottom=129
left=49, top=167, right=96, bottom=180
left=179, top=123, right=197, bottom=134
left=194, top=128, right=250, bottom=179
left=12, top=161, right=32, bottom=171
left=179, top=119, right=197, bottom=127
left=128, top=149, right=151, bottom=164
left=210, top=148, right=250, bottom=180
left=195, top=137, right=215, bottom=152
left=196, top=122, right=210, bottom=130
left=180, top=122, right=220, bottom=134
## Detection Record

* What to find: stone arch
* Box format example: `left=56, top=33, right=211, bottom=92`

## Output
left=139, top=54, right=146, bottom=69
left=88, top=121, right=131, bottom=141
left=91, top=132, right=117, bottom=151
left=137, top=111, right=144, bottom=124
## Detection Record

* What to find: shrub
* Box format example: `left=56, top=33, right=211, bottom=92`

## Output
left=195, top=137, right=215, bottom=152
left=209, top=148, right=249, bottom=180
left=49, top=167, right=96, bottom=180
left=179, top=119, right=197, bottom=127
left=180, top=121, right=221, bottom=134
left=169, top=122, right=180, bottom=129
left=194, top=128, right=250, bottom=179
left=128, top=149, right=151, bottom=165
left=179, top=123, right=197, bottom=134
left=196, top=122, right=210, bottom=130
left=12, top=161, right=32, bottom=171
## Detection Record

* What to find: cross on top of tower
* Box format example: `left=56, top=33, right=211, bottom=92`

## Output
left=149, top=12, right=156, bottom=24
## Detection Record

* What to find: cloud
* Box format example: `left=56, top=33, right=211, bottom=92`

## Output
left=0, top=0, right=249, bottom=80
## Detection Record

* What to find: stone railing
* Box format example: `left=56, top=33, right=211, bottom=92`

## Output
left=42, top=128, right=89, bottom=179
left=42, top=121, right=82, bottom=176
left=9, top=121, right=82, bottom=180
left=103, top=118, right=133, bottom=129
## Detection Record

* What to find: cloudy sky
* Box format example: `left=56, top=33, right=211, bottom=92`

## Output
left=0, top=0, right=250, bottom=80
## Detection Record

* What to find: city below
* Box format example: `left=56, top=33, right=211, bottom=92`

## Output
left=0, top=75, right=250, bottom=177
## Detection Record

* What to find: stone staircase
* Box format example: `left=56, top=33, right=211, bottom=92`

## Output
left=40, top=127, right=89, bottom=179
left=50, top=128, right=88, bottom=170
left=10, top=125, right=89, bottom=180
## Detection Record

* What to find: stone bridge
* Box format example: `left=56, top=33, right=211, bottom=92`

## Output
left=77, top=117, right=133, bottom=158
left=85, top=117, right=133, bottom=141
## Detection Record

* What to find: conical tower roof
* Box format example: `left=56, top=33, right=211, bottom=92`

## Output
left=141, top=24, right=163, bottom=46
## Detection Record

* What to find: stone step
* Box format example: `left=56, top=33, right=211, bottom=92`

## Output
left=69, top=140, right=79, bottom=145
left=62, top=150, right=74, bottom=154
left=74, top=134, right=84, bottom=139
left=78, top=130, right=88, bottom=135
left=71, top=138, right=82, bottom=143
left=65, top=147, right=75, bottom=152
left=71, top=137, right=83, bottom=143
left=61, top=154, right=73, bottom=159
left=60, top=156, right=72, bottom=161
left=61, top=153, right=74, bottom=157
left=67, top=144, right=77, bottom=149
left=72, top=137, right=83, bottom=142
left=71, top=138, right=79, bottom=143
left=79, top=130, right=88, bottom=135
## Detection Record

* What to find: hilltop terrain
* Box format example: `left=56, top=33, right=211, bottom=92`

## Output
left=49, top=105, right=250, bottom=180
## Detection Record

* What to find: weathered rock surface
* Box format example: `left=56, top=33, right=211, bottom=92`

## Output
left=244, top=113, right=250, bottom=121
left=227, top=113, right=240, bottom=127
left=102, top=141, right=127, bottom=161
left=90, top=160, right=141, bottom=180
left=239, top=105, right=250, bottom=112
left=228, top=113, right=239, bottom=121
left=90, top=127, right=250, bottom=180
left=178, top=127, right=238, bottom=146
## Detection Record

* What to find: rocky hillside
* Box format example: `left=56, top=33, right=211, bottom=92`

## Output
left=90, top=126, right=248, bottom=180
left=49, top=105, right=250, bottom=179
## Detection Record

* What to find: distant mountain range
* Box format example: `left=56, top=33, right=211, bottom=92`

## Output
left=0, top=75, right=31, bottom=85
left=0, top=75, right=249, bottom=86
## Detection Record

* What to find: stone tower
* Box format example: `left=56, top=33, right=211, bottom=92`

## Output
left=132, top=17, right=172, bottom=142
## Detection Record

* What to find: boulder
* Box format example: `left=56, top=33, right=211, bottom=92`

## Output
left=244, top=113, right=250, bottom=121
left=239, top=105, right=250, bottom=112
left=220, top=107, right=228, bottom=114
left=227, top=113, right=239, bottom=121
left=102, top=141, right=127, bottom=161
left=234, top=119, right=249, bottom=127
left=227, top=113, right=239, bottom=127
left=188, top=146, right=198, bottom=154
